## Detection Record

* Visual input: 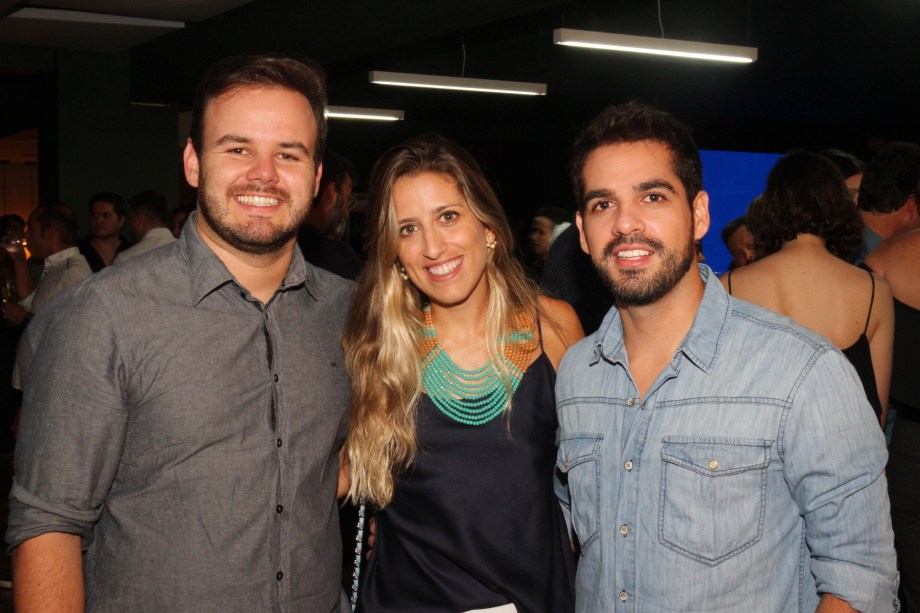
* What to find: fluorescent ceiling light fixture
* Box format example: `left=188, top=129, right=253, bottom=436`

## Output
left=325, top=106, right=404, bottom=121
left=553, top=28, right=757, bottom=64
left=370, top=71, right=547, bottom=96
left=10, top=7, right=184, bottom=29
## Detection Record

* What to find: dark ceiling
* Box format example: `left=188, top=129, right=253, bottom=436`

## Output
left=1, top=0, right=919, bottom=213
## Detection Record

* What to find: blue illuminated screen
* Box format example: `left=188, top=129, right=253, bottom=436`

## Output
left=699, top=149, right=782, bottom=274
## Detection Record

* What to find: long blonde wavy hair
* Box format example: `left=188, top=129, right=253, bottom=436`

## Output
left=343, top=134, right=539, bottom=508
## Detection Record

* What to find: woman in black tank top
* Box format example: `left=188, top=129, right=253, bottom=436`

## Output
left=342, top=135, right=582, bottom=612
left=720, top=151, right=893, bottom=425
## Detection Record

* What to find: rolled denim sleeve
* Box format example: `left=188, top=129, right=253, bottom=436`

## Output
left=6, top=284, right=128, bottom=551
left=782, top=348, right=899, bottom=612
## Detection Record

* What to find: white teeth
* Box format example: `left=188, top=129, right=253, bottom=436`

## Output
left=617, top=249, right=651, bottom=259
left=428, top=257, right=461, bottom=276
left=237, top=195, right=280, bottom=207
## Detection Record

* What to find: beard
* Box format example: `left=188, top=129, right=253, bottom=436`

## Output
left=594, top=230, right=696, bottom=307
left=197, top=175, right=310, bottom=256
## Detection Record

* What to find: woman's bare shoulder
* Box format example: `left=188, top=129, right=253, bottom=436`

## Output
left=536, top=295, right=584, bottom=370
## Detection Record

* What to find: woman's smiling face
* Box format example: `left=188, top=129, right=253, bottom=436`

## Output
left=393, top=171, right=494, bottom=310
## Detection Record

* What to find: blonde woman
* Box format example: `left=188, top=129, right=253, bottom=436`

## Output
left=722, top=150, right=893, bottom=425
left=343, top=134, right=582, bottom=613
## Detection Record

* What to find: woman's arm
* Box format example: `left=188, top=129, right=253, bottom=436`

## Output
left=337, top=447, right=350, bottom=499
left=867, top=276, right=894, bottom=427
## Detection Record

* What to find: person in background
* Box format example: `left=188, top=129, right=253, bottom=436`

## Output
left=7, top=203, right=90, bottom=322
left=720, top=213, right=756, bottom=270
left=297, top=151, right=363, bottom=280
left=527, top=206, right=571, bottom=278
left=113, top=190, right=177, bottom=263
left=540, top=223, right=613, bottom=335
left=557, top=102, right=897, bottom=612
left=865, top=193, right=920, bottom=613
left=77, top=192, right=133, bottom=272
left=854, top=142, right=920, bottom=265
left=169, top=204, right=195, bottom=239
left=344, top=133, right=581, bottom=613
left=0, top=214, right=26, bottom=453
left=722, top=150, right=893, bottom=425
left=821, top=148, right=865, bottom=205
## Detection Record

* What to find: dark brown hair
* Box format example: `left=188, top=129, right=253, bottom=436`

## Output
left=752, top=150, right=862, bottom=260
left=189, top=54, right=327, bottom=166
left=570, top=101, right=702, bottom=211
left=32, top=203, right=79, bottom=246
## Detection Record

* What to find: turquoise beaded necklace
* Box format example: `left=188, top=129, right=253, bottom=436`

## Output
left=419, top=305, right=534, bottom=426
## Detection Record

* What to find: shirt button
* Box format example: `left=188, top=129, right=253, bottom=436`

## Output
left=276, top=571, right=283, bottom=580
left=276, top=438, right=283, bottom=447
left=273, top=373, right=279, bottom=382
left=619, top=590, right=628, bottom=601
left=626, top=398, right=635, bottom=406
left=619, top=524, right=629, bottom=536
left=708, top=460, right=719, bottom=470
left=276, top=505, right=283, bottom=513
left=624, top=460, right=634, bottom=471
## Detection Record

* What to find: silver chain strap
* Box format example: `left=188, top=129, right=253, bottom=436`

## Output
left=350, top=498, right=366, bottom=612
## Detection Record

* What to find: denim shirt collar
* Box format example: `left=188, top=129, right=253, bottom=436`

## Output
left=592, top=264, right=729, bottom=375
left=179, top=211, right=313, bottom=305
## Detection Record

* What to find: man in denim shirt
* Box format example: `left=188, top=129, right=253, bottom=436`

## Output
left=555, top=102, right=898, bottom=612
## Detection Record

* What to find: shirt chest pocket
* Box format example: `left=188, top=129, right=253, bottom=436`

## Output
left=659, top=437, right=773, bottom=565
left=556, top=434, right=604, bottom=553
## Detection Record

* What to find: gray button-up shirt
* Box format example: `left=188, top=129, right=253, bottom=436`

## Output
left=7, top=213, right=354, bottom=612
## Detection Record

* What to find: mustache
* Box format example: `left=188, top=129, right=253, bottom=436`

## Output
left=227, top=184, right=291, bottom=201
left=601, top=235, right=664, bottom=260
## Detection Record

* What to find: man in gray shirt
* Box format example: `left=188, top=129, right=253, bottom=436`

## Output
left=7, top=54, right=353, bottom=612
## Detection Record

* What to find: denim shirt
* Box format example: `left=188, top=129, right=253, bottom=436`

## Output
left=555, top=265, right=898, bottom=613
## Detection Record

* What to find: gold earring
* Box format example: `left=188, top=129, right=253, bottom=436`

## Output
left=398, top=264, right=409, bottom=281
left=486, top=236, right=497, bottom=251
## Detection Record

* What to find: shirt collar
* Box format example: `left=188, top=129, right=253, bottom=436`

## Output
left=42, top=246, right=81, bottom=269
left=180, top=211, right=312, bottom=305
left=142, top=227, right=176, bottom=241
left=593, top=264, right=729, bottom=374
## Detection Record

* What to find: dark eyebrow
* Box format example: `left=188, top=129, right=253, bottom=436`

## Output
left=635, top=179, right=679, bottom=195
left=582, top=188, right=614, bottom=207
left=214, top=135, right=311, bottom=156
left=278, top=141, right=311, bottom=156
left=215, top=135, right=251, bottom=147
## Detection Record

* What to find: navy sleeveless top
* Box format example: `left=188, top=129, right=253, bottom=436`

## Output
left=357, top=353, right=576, bottom=613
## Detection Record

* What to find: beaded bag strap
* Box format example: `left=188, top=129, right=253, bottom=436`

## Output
left=349, top=497, right=366, bottom=611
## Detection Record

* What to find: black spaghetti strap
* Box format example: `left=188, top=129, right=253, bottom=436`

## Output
left=864, top=270, right=876, bottom=336
left=727, top=268, right=734, bottom=295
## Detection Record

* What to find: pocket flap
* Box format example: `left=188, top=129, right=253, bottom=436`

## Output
left=556, top=434, right=604, bottom=472
left=661, top=438, right=772, bottom=477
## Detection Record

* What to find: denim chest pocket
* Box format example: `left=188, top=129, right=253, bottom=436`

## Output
left=556, top=434, right=603, bottom=552
left=659, top=437, right=773, bottom=565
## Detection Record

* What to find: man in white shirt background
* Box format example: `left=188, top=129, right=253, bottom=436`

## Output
left=114, top=190, right=177, bottom=264
left=4, top=203, right=91, bottom=324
